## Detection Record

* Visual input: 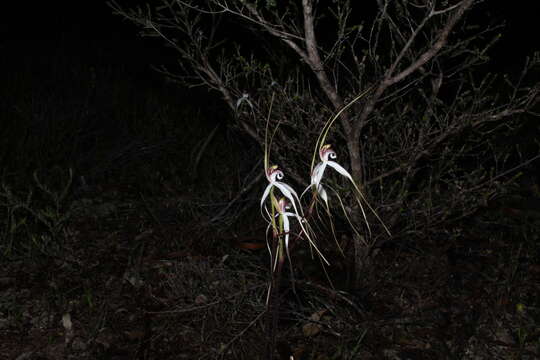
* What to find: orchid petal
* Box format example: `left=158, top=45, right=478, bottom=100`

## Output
left=283, top=215, right=290, bottom=250
left=260, top=183, right=273, bottom=208
left=278, top=181, right=300, bottom=201
left=300, top=185, right=312, bottom=198
left=236, top=93, right=253, bottom=111
left=319, top=185, right=328, bottom=205
left=273, top=182, right=302, bottom=215
left=312, top=162, right=327, bottom=187
left=273, top=182, right=294, bottom=203
left=327, top=161, right=353, bottom=181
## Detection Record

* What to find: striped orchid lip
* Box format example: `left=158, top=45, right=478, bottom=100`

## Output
left=319, top=144, right=337, bottom=162
left=267, top=197, right=329, bottom=270
left=266, top=165, right=284, bottom=182
left=272, top=197, right=295, bottom=269
left=276, top=197, right=290, bottom=213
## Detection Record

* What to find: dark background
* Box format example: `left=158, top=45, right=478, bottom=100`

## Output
left=1, top=2, right=539, bottom=359
left=2, top=1, right=537, bottom=77
left=2, top=0, right=536, bottom=184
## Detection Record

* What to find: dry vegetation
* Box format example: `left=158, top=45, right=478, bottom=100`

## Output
left=1, top=171, right=539, bottom=359
left=1, top=1, right=540, bottom=359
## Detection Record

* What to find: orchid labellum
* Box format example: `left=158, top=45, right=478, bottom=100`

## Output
left=269, top=197, right=298, bottom=269
left=266, top=195, right=329, bottom=269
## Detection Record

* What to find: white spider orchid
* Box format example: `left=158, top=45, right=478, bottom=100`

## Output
left=260, top=94, right=332, bottom=277
left=304, top=144, right=353, bottom=205
left=268, top=197, right=299, bottom=269
left=260, top=165, right=302, bottom=220
left=267, top=196, right=329, bottom=271
left=305, top=144, right=391, bottom=237
left=260, top=165, right=330, bottom=265
left=235, top=92, right=253, bottom=111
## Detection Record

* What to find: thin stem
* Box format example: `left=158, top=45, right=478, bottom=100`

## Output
left=265, top=232, right=285, bottom=360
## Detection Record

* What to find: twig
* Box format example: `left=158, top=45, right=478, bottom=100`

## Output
left=294, top=279, right=364, bottom=315
left=208, top=159, right=263, bottom=224
left=220, top=310, right=267, bottom=356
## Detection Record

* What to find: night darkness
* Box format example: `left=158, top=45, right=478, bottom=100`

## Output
left=1, top=1, right=539, bottom=359
left=2, top=1, right=537, bottom=73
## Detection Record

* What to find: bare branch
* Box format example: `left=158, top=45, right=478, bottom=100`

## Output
left=109, top=0, right=539, bottom=253
left=387, top=0, right=475, bottom=86
left=354, top=0, right=475, bottom=140
left=302, top=1, right=344, bottom=107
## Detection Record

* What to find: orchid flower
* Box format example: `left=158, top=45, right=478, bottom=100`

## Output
left=305, top=144, right=391, bottom=237
left=266, top=196, right=329, bottom=271
left=261, top=165, right=302, bottom=220
left=235, top=92, right=253, bottom=112
left=267, top=197, right=299, bottom=269
left=260, top=165, right=330, bottom=266
left=304, top=144, right=353, bottom=204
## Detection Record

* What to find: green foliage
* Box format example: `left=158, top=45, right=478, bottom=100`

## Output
left=0, top=168, right=73, bottom=259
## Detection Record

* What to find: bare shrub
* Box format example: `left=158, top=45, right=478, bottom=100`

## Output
left=109, top=0, right=539, bottom=281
